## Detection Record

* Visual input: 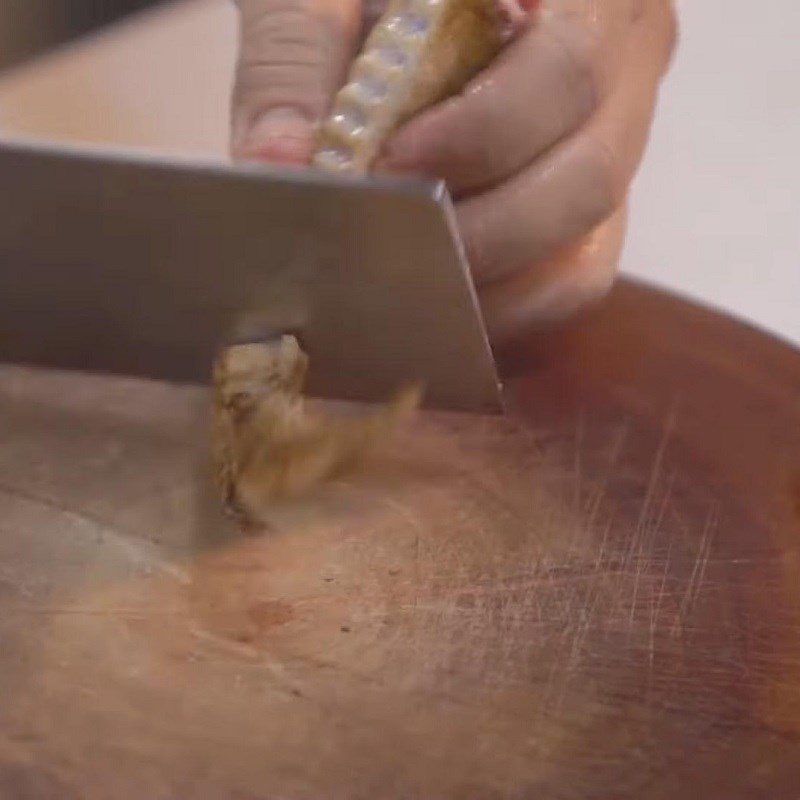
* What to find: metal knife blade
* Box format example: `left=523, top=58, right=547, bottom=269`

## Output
left=0, top=139, right=502, bottom=413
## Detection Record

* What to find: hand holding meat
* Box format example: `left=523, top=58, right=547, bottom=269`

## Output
left=230, top=0, right=676, bottom=338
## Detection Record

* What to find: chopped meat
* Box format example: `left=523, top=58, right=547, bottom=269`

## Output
left=212, top=336, right=421, bottom=523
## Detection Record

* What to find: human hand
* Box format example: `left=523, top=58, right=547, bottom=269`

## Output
left=230, top=0, right=677, bottom=341
left=230, top=0, right=365, bottom=164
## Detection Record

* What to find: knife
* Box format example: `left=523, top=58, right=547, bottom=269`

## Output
left=0, top=138, right=502, bottom=413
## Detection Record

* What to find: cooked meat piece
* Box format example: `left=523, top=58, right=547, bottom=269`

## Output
left=212, top=336, right=421, bottom=522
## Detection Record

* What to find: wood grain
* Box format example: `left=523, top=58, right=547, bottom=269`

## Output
left=2, top=4, right=797, bottom=795
left=1, top=279, right=799, bottom=799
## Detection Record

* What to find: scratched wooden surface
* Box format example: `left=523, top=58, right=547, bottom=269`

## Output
left=1, top=280, right=799, bottom=799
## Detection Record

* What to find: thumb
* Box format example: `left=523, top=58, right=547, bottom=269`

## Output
left=231, top=0, right=363, bottom=164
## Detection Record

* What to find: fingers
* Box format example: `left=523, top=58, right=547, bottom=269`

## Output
left=230, top=0, right=363, bottom=164
left=477, top=0, right=676, bottom=338
left=380, top=0, right=634, bottom=194
left=460, top=0, right=675, bottom=284
left=457, top=128, right=619, bottom=283
left=380, top=17, right=594, bottom=194
left=480, top=201, right=628, bottom=341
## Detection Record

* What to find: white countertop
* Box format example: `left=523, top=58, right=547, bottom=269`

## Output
left=620, top=0, right=800, bottom=346
left=1, top=0, right=797, bottom=346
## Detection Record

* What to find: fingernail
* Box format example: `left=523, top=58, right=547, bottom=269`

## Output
left=240, top=107, right=315, bottom=165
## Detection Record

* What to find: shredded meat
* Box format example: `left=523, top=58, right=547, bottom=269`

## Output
left=212, top=336, right=421, bottom=523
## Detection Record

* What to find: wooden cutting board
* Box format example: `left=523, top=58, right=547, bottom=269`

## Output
left=1, top=279, right=798, bottom=799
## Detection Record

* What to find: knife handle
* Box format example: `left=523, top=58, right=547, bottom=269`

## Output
left=314, top=0, right=529, bottom=175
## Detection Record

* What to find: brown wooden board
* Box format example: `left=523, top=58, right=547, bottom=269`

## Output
left=1, top=279, right=799, bottom=799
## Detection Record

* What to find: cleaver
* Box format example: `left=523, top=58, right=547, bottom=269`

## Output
left=0, top=138, right=502, bottom=413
